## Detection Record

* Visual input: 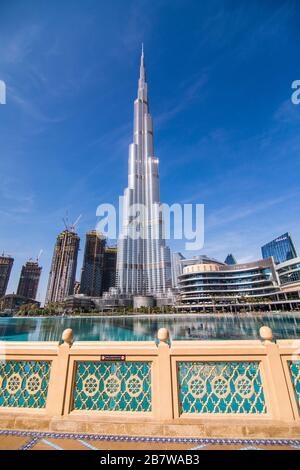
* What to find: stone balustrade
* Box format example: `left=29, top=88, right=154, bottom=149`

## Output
left=0, top=327, right=299, bottom=436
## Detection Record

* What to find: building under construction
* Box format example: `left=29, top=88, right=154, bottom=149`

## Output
left=0, top=254, right=14, bottom=298
left=80, top=230, right=106, bottom=296
left=102, top=245, right=117, bottom=293
left=17, top=260, right=42, bottom=300
left=46, top=229, right=80, bottom=304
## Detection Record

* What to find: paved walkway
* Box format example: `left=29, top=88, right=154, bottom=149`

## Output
left=0, top=430, right=299, bottom=451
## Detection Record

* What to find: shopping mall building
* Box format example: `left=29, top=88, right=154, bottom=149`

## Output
left=177, top=256, right=300, bottom=312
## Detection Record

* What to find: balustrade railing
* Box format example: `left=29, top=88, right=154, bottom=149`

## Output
left=0, top=326, right=299, bottom=424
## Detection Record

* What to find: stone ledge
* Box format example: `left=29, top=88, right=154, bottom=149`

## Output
left=0, top=412, right=300, bottom=438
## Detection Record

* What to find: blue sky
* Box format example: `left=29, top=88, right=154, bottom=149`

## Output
left=1, top=0, right=300, bottom=303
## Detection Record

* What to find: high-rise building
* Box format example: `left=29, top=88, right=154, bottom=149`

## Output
left=116, top=47, right=171, bottom=296
left=17, top=260, right=42, bottom=300
left=171, top=252, right=185, bottom=288
left=261, top=232, right=298, bottom=264
left=80, top=230, right=106, bottom=297
left=0, top=254, right=14, bottom=298
left=102, top=246, right=117, bottom=293
left=46, top=230, right=80, bottom=303
left=73, top=281, right=81, bottom=294
left=224, top=254, right=237, bottom=265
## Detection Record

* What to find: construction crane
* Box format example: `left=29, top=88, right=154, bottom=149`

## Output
left=69, top=214, right=82, bottom=232
left=62, top=212, right=82, bottom=233
left=37, top=249, right=43, bottom=263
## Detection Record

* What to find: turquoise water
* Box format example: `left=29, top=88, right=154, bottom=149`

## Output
left=0, top=313, right=300, bottom=341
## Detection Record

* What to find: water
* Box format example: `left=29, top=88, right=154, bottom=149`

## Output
left=0, top=313, right=300, bottom=342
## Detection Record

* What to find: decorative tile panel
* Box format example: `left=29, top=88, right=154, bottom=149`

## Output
left=177, top=361, right=266, bottom=414
left=288, top=361, right=300, bottom=412
left=0, top=360, right=51, bottom=408
left=73, top=361, right=152, bottom=412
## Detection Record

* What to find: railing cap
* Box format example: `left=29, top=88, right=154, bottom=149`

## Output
left=259, top=325, right=273, bottom=342
left=157, top=328, right=169, bottom=343
left=62, top=328, right=73, bottom=345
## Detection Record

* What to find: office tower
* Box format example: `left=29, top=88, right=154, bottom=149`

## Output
left=261, top=232, right=298, bottom=264
left=224, top=254, right=237, bottom=265
left=171, top=252, right=185, bottom=288
left=0, top=254, right=14, bottom=297
left=73, top=281, right=81, bottom=294
left=46, top=229, right=80, bottom=303
left=116, top=47, right=171, bottom=296
left=17, top=260, right=42, bottom=300
left=102, top=246, right=117, bottom=293
left=80, top=230, right=106, bottom=297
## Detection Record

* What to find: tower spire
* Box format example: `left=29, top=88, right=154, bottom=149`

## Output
left=139, top=43, right=146, bottom=85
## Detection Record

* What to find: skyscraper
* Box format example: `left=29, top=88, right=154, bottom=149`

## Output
left=80, top=230, right=106, bottom=296
left=224, top=254, right=237, bottom=265
left=171, top=252, right=185, bottom=288
left=17, top=260, right=42, bottom=300
left=261, top=232, right=298, bottom=264
left=116, top=47, right=171, bottom=296
left=102, top=246, right=117, bottom=293
left=0, top=254, right=14, bottom=298
left=46, top=230, right=80, bottom=303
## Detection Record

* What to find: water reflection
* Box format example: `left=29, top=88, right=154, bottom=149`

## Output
left=0, top=313, right=300, bottom=342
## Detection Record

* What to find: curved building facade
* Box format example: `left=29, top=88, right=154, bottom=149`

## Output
left=276, top=257, right=300, bottom=291
left=178, top=258, right=280, bottom=310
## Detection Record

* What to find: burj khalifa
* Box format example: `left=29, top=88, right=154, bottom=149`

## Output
left=116, top=47, right=171, bottom=297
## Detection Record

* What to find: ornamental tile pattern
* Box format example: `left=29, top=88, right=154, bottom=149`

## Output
left=0, top=360, right=51, bottom=408
left=73, top=361, right=152, bottom=412
left=178, top=361, right=266, bottom=414
left=288, top=361, right=300, bottom=413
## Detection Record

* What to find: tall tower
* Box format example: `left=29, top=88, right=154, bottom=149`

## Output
left=80, top=230, right=106, bottom=296
left=116, top=47, right=171, bottom=296
left=103, top=245, right=117, bottom=293
left=261, top=232, right=298, bottom=264
left=0, top=254, right=14, bottom=297
left=46, top=230, right=80, bottom=304
left=17, top=260, right=42, bottom=300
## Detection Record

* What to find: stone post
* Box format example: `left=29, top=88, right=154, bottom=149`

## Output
left=46, top=329, right=73, bottom=417
left=260, top=326, right=294, bottom=422
left=156, top=328, right=173, bottom=421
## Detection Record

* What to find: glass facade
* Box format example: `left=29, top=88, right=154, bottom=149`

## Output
left=179, top=260, right=278, bottom=305
left=261, top=233, right=297, bottom=264
left=224, top=254, right=237, bottom=265
left=277, top=259, right=300, bottom=286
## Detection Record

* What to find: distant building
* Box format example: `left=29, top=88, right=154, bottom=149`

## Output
left=171, top=252, right=185, bottom=288
left=73, top=281, right=81, bottom=294
left=179, top=257, right=278, bottom=307
left=0, top=254, right=14, bottom=298
left=17, top=260, right=42, bottom=300
left=64, top=294, right=94, bottom=312
left=46, top=230, right=80, bottom=304
left=102, top=246, right=117, bottom=293
left=0, top=294, right=40, bottom=313
left=177, top=256, right=300, bottom=312
left=80, top=231, right=106, bottom=297
left=261, top=232, right=297, bottom=264
left=224, top=254, right=237, bottom=265
left=276, top=256, right=300, bottom=291
left=171, top=253, right=226, bottom=288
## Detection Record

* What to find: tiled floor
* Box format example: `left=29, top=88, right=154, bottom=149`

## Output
left=0, top=430, right=299, bottom=451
